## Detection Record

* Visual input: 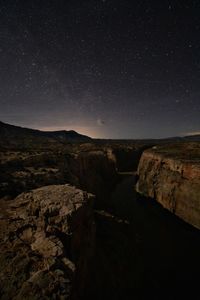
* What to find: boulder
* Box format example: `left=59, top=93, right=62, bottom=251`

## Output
left=0, top=184, right=95, bottom=299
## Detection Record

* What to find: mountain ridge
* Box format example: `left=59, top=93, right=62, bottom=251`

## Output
left=1, top=121, right=200, bottom=149
left=0, top=121, right=92, bottom=149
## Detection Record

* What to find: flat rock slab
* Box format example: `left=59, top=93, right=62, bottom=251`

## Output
left=0, top=184, right=94, bottom=300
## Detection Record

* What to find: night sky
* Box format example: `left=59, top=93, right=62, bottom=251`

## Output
left=0, top=0, right=200, bottom=138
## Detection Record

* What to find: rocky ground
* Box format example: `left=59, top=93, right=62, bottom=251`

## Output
left=0, top=140, right=200, bottom=299
left=0, top=184, right=95, bottom=300
left=0, top=142, right=145, bottom=205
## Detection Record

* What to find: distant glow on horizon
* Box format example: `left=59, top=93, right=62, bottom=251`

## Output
left=184, top=131, right=200, bottom=136
left=36, top=125, right=104, bottom=138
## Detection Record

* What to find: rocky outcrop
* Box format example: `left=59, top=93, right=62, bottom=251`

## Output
left=76, top=150, right=118, bottom=207
left=0, top=151, right=79, bottom=198
left=136, top=143, right=200, bottom=229
left=0, top=184, right=95, bottom=299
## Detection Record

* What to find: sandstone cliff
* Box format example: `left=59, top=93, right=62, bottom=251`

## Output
left=76, top=150, right=117, bottom=207
left=136, top=143, right=200, bottom=229
left=0, top=184, right=95, bottom=299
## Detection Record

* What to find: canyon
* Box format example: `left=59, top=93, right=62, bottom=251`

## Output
left=0, top=122, right=200, bottom=299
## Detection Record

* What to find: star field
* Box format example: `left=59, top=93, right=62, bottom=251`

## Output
left=0, top=0, right=200, bottom=138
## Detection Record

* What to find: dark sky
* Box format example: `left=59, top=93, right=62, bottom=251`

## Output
left=0, top=0, right=200, bottom=138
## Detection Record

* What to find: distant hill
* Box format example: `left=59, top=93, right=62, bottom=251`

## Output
left=0, top=121, right=92, bottom=149
left=1, top=120, right=200, bottom=150
left=46, top=129, right=92, bottom=143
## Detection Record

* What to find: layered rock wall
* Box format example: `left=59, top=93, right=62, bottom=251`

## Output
left=136, top=146, right=200, bottom=229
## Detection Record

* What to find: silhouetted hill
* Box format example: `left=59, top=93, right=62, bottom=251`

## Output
left=46, top=129, right=92, bottom=143
left=0, top=121, right=92, bottom=149
left=183, top=134, right=200, bottom=141
left=1, top=121, right=200, bottom=150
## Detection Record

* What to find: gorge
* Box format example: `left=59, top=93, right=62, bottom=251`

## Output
left=0, top=122, right=200, bottom=299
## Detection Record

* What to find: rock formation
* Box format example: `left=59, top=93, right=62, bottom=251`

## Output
left=0, top=147, right=118, bottom=205
left=76, top=150, right=118, bottom=207
left=0, top=184, right=95, bottom=299
left=136, top=143, right=200, bottom=229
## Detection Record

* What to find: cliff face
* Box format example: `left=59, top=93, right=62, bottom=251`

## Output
left=76, top=150, right=118, bottom=207
left=136, top=143, right=200, bottom=229
left=0, top=184, right=95, bottom=299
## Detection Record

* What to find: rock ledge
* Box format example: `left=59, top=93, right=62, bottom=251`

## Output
left=0, top=184, right=95, bottom=299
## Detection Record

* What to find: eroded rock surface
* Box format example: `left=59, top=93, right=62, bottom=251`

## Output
left=0, top=184, right=95, bottom=299
left=136, top=143, right=200, bottom=229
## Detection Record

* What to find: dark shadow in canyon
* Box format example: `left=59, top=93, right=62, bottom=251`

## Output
left=83, top=174, right=200, bottom=300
